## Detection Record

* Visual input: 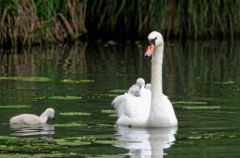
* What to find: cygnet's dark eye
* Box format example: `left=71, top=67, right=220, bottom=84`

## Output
left=148, top=37, right=157, bottom=45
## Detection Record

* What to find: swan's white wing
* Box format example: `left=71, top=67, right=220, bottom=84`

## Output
left=112, top=93, right=138, bottom=118
left=112, top=89, right=151, bottom=127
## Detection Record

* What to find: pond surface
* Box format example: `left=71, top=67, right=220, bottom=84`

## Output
left=0, top=41, right=240, bottom=157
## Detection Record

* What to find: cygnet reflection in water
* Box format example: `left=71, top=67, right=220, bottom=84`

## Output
left=10, top=124, right=55, bottom=137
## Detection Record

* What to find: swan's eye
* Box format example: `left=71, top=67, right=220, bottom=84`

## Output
left=148, top=37, right=157, bottom=45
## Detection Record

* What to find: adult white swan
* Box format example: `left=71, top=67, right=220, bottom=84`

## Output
left=112, top=31, right=178, bottom=127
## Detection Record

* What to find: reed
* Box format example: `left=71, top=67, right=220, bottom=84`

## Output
left=86, top=0, right=155, bottom=39
left=87, top=0, right=240, bottom=40
left=0, top=0, right=87, bottom=47
left=1, top=0, right=240, bottom=47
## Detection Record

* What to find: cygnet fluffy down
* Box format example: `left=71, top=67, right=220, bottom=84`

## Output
left=128, top=78, right=145, bottom=97
left=10, top=108, right=55, bottom=125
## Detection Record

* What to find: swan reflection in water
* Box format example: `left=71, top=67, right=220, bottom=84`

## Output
left=114, top=126, right=177, bottom=158
left=10, top=124, right=55, bottom=137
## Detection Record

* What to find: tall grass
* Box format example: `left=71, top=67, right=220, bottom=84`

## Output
left=86, top=0, right=155, bottom=39
left=1, top=0, right=240, bottom=47
left=162, top=0, right=240, bottom=39
left=0, top=0, right=87, bottom=47
left=87, top=0, right=240, bottom=40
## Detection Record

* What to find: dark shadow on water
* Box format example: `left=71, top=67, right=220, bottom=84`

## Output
left=114, top=126, right=177, bottom=158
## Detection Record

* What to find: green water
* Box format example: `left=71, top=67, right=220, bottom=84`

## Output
left=0, top=41, right=240, bottom=157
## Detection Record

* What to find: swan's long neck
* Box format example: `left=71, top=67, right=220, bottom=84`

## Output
left=148, top=42, right=178, bottom=127
left=151, top=44, right=163, bottom=97
left=148, top=44, right=164, bottom=126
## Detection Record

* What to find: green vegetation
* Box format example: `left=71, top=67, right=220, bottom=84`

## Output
left=54, top=122, right=88, bottom=127
left=108, top=89, right=127, bottom=93
left=173, top=100, right=221, bottom=110
left=60, top=79, right=95, bottom=84
left=214, top=80, right=236, bottom=85
left=101, top=110, right=116, bottom=114
left=0, top=0, right=87, bottom=48
left=172, top=101, right=208, bottom=105
left=101, top=109, right=117, bottom=118
left=59, top=112, right=91, bottom=116
left=48, top=96, right=82, bottom=100
left=0, top=105, right=31, bottom=109
left=0, top=135, right=124, bottom=157
left=178, top=131, right=238, bottom=141
left=177, top=105, right=221, bottom=110
left=1, top=0, right=240, bottom=47
left=0, top=76, right=51, bottom=82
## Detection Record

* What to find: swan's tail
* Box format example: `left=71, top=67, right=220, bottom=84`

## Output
left=111, top=93, right=128, bottom=117
left=112, top=94, right=125, bottom=107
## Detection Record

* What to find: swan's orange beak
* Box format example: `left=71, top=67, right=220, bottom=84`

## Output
left=145, top=43, right=155, bottom=57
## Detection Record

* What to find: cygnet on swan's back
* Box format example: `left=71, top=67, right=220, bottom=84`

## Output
left=10, top=108, right=55, bottom=125
left=128, top=78, right=145, bottom=97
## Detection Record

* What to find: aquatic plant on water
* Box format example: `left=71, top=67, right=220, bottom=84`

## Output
left=60, top=79, right=95, bottom=84
left=48, top=96, right=82, bottom=100
left=0, top=76, right=51, bottom=82
left=0, top=135, right=128, bottom=157
left=0, top=105, right=31, bottom=109
left=59, top=112, right=91, bottom=116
